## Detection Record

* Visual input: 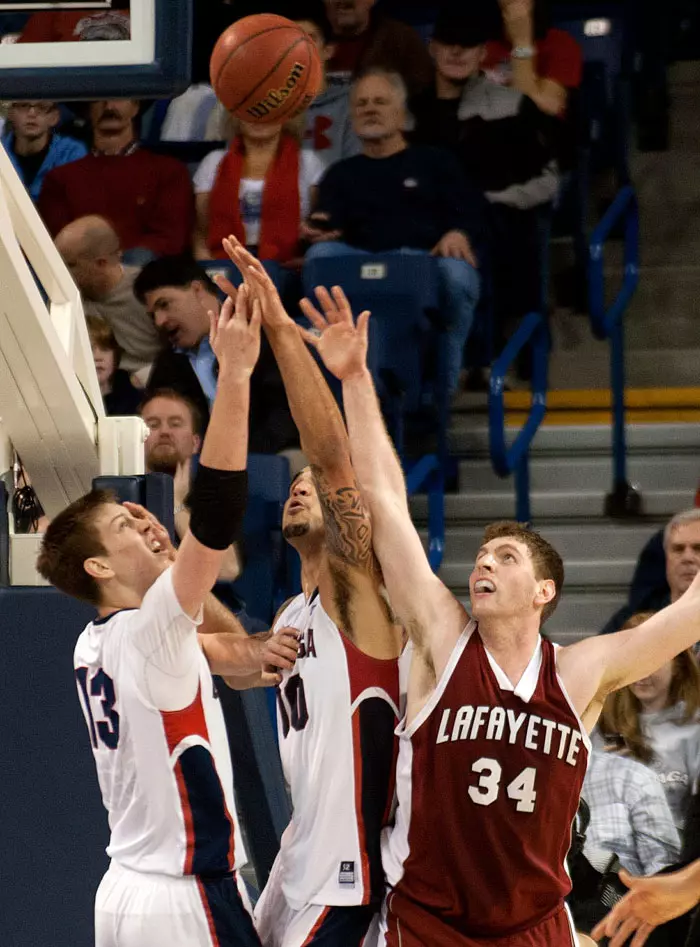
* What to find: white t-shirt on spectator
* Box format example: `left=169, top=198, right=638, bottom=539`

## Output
left=194, top=147, right=324, bottom=245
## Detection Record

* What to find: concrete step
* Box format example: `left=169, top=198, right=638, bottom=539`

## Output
left=422, top=521, right=661, bottom=573
left=448, top=422, right=700, bottom=458
left=454, top=454, right=699, bottom=494
left=412, top=487, right=690, bottom=523
left=456, top=592, right=627, bottom=644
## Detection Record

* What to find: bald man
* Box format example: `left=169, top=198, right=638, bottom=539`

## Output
left=56, top=215, right=162, bottom=376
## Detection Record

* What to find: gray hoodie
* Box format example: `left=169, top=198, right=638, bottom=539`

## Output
left=641, top=703, right=700, bottom=833
left=302, top=85, right=361, bottom=171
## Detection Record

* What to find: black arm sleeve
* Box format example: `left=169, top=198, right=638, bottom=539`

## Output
left=189, top=465, right=247, bottom=551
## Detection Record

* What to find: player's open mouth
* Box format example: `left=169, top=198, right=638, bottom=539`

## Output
left=288, top=501, right=305, bottom=513
left=473, top=579, right=495, bottom=594
left=149, top=538, right=163, bottom=553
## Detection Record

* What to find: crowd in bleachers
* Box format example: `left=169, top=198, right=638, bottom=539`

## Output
left=2, top=1, right=699, bottom=943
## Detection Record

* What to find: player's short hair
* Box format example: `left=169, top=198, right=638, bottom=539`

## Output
left=663, top=508, right=700, bottom=549
left=86, top=314, right=122, bottom=367
left=37, top=489, right=116, bottom=605
left=139, top=387, right=204, bottom=437
left=133, top=254, right=218, bottom=305
left=481, top=521, right=564, bottom=624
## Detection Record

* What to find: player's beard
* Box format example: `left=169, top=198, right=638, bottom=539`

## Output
left=283, top=522, right=311, bottom=539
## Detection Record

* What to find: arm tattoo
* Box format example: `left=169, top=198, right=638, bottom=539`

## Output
left=311, top=466, right=374, bottom=572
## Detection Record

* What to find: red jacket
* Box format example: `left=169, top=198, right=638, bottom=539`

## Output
left=39, top=149, right=194, bottom=256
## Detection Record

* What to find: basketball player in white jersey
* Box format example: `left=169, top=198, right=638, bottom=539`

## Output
left=217, top=238, right=404, bottom=947
left=301, top=298, right=700, bottom=947
left=37, top=286, right=298, bottom=947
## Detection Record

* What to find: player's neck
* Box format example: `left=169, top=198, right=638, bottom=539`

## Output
left=477, top=617, right=541, bottom=685
left=300, top=545, right=325, bottom=599
left=98, top=581, right=144, bottom=616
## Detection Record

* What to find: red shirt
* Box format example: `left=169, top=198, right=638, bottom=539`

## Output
left=39, top=150, right=194, bottom=256
left=484, top=28, right=583, bottom=89
left=384, top=629, right=589, bottom=943
left=18, top=10, right=130, bottom=43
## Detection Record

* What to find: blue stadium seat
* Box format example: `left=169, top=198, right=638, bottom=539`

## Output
left=302, top=252, right=447, bottom=460
left=232, top=453, right=294, bottom=625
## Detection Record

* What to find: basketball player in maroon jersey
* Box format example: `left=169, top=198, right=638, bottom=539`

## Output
left=299, top=297, right=700, bottom=947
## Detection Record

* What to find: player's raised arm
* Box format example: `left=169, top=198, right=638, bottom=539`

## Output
left=171, top=283, right=260, bottom=618
left=558, top=570, right=700, bottom=721
left=221, top=237, right=375, bottom=576
left=300, top=298, right=466, bottom=663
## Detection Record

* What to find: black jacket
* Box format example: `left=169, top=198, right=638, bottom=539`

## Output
left=146, top=336, right=299, bottom=455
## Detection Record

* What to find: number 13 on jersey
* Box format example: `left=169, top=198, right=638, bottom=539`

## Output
left=75, top=666, right=120, bottom=750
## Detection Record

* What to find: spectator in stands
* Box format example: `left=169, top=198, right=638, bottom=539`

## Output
left=134, top=255, right=298, bottom=456
left=1, top=101, right=87, bottom=202
left=39, top=100, right=194, bottom=264
left=86, top=315, right=143, bottom=417
left=323, top=0, right=433, bottom=95
left=295, top=0, right=362, bottom=167
left=601, top=509, right=700, bottom=636
left=305, top=67, right=482, bottom=395
left=582, top=744, right=681, bottom=876
left=139, top=386, right=240, bottom=585
left=160, top=85, right=218, bottom=143
left=55, top=215, right=162, bottom=380
left=17, top=1, right=130, bottom=42
left=599, top=613, right=700, bottom=835
left=193, top=116, right=324, bottom=265
left=410, top=5, right=559, bottom=369
left=484, top=0, right=583, bottom=118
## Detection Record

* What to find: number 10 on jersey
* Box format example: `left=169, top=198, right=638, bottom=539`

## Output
left=277, top=675, right=309, bottom=738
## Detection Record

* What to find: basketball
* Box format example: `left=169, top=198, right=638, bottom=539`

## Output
left=210, top=14, right=323, bottom=125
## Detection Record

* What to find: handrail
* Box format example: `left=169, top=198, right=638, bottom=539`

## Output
left=588, top=184, right=640, bottom=516
left=489, top=312, right=549, bottom=523
left=406, top=455, right=444, bottom=572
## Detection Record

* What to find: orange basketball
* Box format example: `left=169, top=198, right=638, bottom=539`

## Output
left=210, top=14, right=322, bottom=125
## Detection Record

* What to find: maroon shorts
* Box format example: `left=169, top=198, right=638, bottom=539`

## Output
left=384, top=894, right=576, bottom=947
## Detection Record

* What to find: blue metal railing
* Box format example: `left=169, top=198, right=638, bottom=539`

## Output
left=489, top=312, right=550, bottom=524
left=588, top=184, right=640, bottom=514
left=406, top=455, right=444, bottom=572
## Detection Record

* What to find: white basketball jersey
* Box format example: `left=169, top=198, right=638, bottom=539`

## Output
left=73, top=568, right=247, bottom=877
left=273, top=591, right=400, bottom=908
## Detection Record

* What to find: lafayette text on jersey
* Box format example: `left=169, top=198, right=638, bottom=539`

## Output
left=73, top=568, right=247, bottom=877
left=274, top=591, right=400, bottom=908
left=382, top=624, right=590, bottom=942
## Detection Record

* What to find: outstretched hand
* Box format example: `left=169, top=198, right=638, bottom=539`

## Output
left=208, top=281, right=261, bottom=382
left=219, top=234, right=295, bottom=331
left=298, top=285, right=370, bottom=381
left=590, top=869, right=690, bottom=947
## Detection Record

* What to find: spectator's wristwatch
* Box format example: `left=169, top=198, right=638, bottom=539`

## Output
left=511, top=45, right=536, bottom=59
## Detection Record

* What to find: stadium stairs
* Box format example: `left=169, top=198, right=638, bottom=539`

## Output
left=413, top=61, right=700, bottom=645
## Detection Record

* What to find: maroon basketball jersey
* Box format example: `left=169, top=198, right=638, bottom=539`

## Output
left=381, top=624, right=589, bottom=943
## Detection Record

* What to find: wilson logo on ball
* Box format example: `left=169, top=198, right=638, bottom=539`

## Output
left=246, top=62, right=306, bottom=119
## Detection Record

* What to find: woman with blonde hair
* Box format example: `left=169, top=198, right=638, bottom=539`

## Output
left=599, top=611, right=700, bottom=834
left=193, top=113, right=324, bottom=264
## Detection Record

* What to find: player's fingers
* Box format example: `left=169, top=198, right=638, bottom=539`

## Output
left=249, top=297, right=262, bottom=334
left=630, top=923, right=655, bottom=947
left=212, top=271, right=238, bottom=302
left=608, top=915, right=643, bottom=947
left=357, top=310, right=371, bottom=342
left=231, top=283, right=248, bottom=323
left=297, top=325, right=320, bottom=349
left=330, top=284, right=352, bottom=319
left=299, top=297, right=328, bottom=330
left=314, top=285, right=339, bottom=322
left=617, top=869, right=637, bottom=890
left=260, top=670, right=283, bottom=687
left=123, top=501, right=149, bottom=519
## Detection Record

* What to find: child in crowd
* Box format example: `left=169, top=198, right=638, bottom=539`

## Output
left=86, top=315, right=143, bottom=416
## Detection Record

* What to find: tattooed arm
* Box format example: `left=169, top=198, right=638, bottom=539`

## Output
left=220, top=240, right=375, bottom=575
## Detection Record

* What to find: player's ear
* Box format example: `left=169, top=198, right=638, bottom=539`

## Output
left=534, top=578, right=556, bottom=609
left=84, top=556, right=114, bottom=582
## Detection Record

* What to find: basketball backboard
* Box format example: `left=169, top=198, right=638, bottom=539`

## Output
left=0, top=0, right=191, bottom=100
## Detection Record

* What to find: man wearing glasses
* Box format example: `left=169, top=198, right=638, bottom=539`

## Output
left=1, top=100, right=87, bottom=201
